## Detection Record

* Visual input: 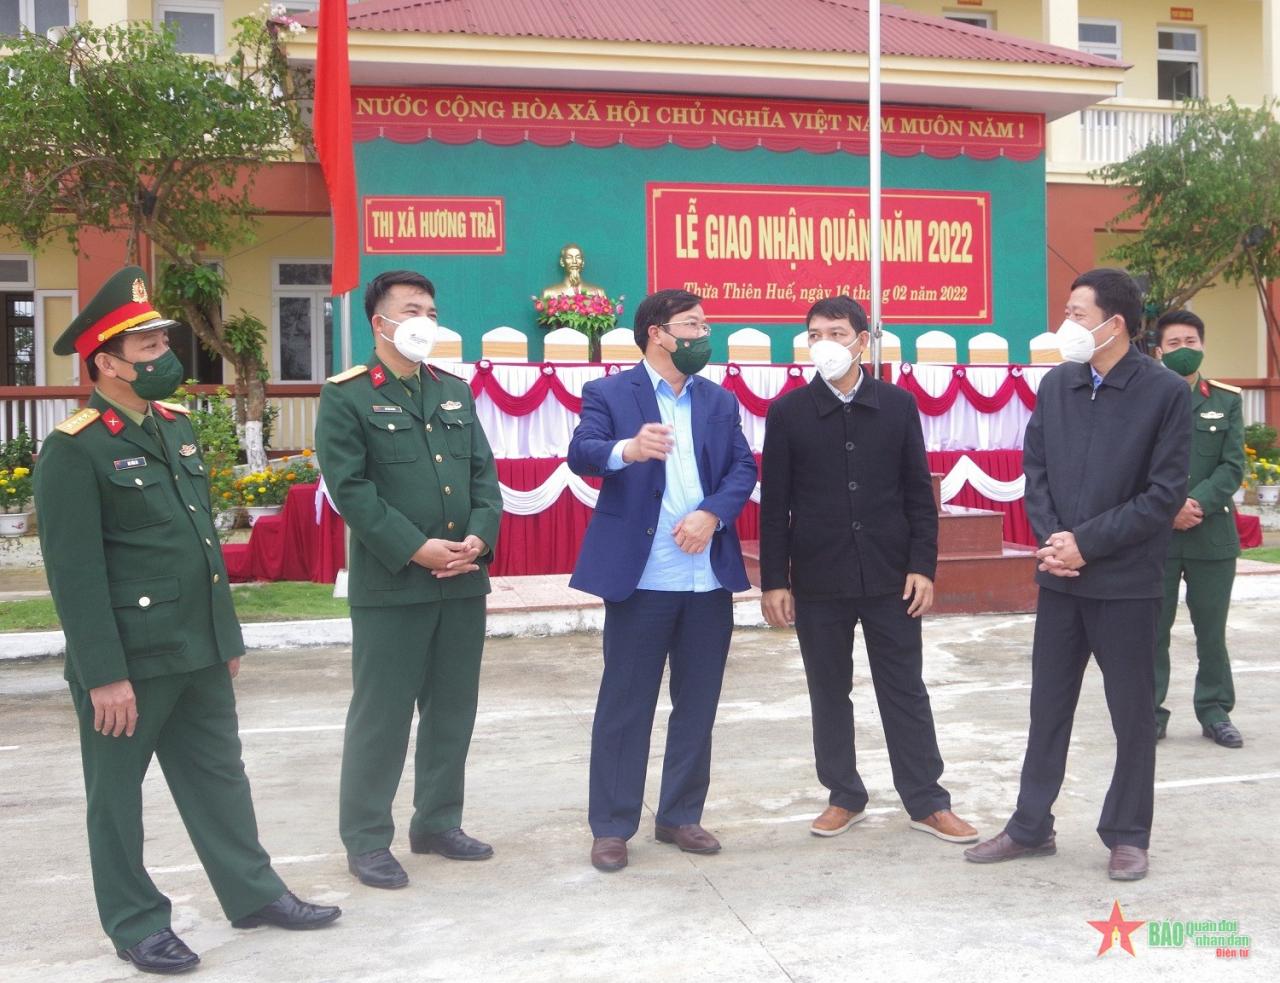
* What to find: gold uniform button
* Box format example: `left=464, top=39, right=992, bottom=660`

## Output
left=444, top=486, right=452, bottom=495
left=198, top=465, right=204, bottom=472
left=205, top=538, right=212, bottom=546
left=138, top=596, right=151, bottom=609
left=447, top=521, right=456, bottom=530
left=426, top=423, right=433, bottom=432
left=188, top=504, right=196, bottom=512
left=213, top=574, right=220, bottom=584
left=134, top=478, right=143, bottom=486
left=174, top=473, right=180, bottom=480
left=435, top=454, right=443, bottom=463
left=1210, top=425, right=1217, bottom=432
left=388, top=423, right=397, bottom=431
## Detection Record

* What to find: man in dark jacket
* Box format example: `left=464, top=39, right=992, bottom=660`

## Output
left=965, top=268, right=1191, bottom=881
left=759, top=295, right=977, bottom=845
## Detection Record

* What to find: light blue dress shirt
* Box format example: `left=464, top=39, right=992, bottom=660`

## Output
left=606, top=360, right=722, bottom=592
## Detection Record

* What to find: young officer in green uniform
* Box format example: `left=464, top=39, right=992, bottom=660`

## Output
left=1153, top=310, right=1246, bottom=748
left=316, top=270, right=502, bottom=890
left=35, top=267, right=339, bottom=975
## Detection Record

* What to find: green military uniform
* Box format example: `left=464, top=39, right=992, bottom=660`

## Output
left=36, top=269, right=284, bottom=952
left=315, top=356, right=502, bottom=856
left=1155, top=376, right=1246, bottom=730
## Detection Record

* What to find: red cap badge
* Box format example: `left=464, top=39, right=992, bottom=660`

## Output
left=101, top=408, right=125, bottom=436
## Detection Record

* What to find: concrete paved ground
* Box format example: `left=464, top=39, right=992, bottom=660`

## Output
left=2, top=601, right=1277, bottom=982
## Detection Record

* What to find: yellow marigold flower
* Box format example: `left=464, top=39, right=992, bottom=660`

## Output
left=285, top=472, right=296, bottom=480
left=13, top=467, right=29, bottom=477
left=246, top=494, right=255, bottom=502
left=257, top=486, right=267, bottom=494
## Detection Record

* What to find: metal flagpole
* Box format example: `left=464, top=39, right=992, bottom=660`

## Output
left=869, top=0, right=883, bottom=376
left=340, top=291, right=352, bottom=368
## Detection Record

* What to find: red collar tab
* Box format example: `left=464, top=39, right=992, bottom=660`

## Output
left=101, top=408, right=125, bottom=436
left=1199, top=380, right=1210, bottom=398
left=152, top=402, right=175, bottom=421
left=370, top=364, right=388, bottom=388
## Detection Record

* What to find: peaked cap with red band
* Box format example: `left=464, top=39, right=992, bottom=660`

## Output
left=53, top=266, right=179, bottom=363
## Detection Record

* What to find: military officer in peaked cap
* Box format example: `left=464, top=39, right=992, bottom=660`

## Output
left=35, top=267, right=340, bottom=975
left=1152, top=310, right=1247, bottom=748
left=315, top=269, right=502, bottom=890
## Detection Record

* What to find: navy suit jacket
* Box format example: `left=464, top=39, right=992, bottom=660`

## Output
left=567, top=363, right=758, bottom=602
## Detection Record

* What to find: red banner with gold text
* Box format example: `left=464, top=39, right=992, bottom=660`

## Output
left=351, top=87, right=1043, bottom=161
left=647, top=183, right=992, bottom=324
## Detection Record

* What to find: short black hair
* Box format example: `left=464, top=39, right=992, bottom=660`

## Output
left=1070, top=268, right=1143, bottom=339
left=806, top=295, right=869, bottom=332
left=1156, top=309, right=1205, bottom=344
left=364, top=270, right=435, bottom=324
left=633, top=289, right=702, bottom=351
left=85, top=335, right=128, bottom=383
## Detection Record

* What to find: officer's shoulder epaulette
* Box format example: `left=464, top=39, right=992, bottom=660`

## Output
left=431, top=364, right=464, bottom=381
left=54, top=407, right=100, bottom=436
left=153, top=400, right=190, bottom=415
left=1209, top=379, right=1242, bottom=394
left=327, top=365, right=368, bottom=384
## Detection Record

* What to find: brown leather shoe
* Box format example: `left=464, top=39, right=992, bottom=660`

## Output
left=964, top=830, right=1056, bottom=864
left=910, top=809, right=979, bottom=843
left=654, top=823, right=721, bottom=854
left=1108, top=844, right=1149, bottom=881
left=810, top=805, right=867, bottom=837
left=591, top=836, right=627, bottom=872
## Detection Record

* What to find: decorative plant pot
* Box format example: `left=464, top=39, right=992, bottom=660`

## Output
left=243, top=505, right=284, bottom=526
left=213, top=510, right=239, bottom=531
left=0, top=511, right=32, bottom=537
left=1257, top=484, right=1280, bottom=506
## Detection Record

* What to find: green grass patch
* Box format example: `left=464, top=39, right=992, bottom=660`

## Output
left=1, top=581, right=348, bottom=633
left=1241, top=546, right=1280, bottom=564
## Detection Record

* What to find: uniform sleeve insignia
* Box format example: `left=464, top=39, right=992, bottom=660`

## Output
left=1209, top=379, right=1243, bottom=394
left=100, top=408, right=125, bottom=436
left=153, top=400, right=190, bottom=416
left=54, top=407, right=100, bottom=435
left=327, top=364, right=369, bottom=384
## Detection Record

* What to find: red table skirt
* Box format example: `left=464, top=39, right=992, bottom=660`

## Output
left=1236, top=511, right=1262, bottom=549
left=223, top=483, right=345, bottom=584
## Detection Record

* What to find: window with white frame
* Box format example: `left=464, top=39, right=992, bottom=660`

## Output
left=0, top=0, right=71, bottom=38
left=945, top=11, right=994, bottom=30
left=155, top=0, right=223, bottom=55
left=273, top=262, right=333, bottom=383
left=1158, top=27, right=1202, bottom=100
left=1078, top=19, right=1122, bottom=61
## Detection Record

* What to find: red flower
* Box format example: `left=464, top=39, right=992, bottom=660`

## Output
left=534, top=300, right=544, bottom=312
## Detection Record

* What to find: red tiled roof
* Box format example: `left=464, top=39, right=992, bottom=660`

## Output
left=296, top=0, right=1119, bottom=69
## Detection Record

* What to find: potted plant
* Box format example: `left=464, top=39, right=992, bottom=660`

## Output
left=1254, top=457, right=1280, bottom=506
left=533, top=292, right=625, bottom=362
left=0, top=465, right=33, bottom=536
left=235, top=468, right=288, bottom=524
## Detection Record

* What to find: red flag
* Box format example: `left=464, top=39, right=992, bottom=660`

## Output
left=314, top=0, right=359, bottom=297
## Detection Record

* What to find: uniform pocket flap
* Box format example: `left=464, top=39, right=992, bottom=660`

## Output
left=366, top=414, right=411, bottom=432
left=109, top=576, right=180, bottom=609
left=442, top=410, right=473, bottom=428
left=107, top=468, right=162, bottom=490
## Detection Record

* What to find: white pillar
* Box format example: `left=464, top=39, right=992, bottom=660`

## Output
left=1043, top=0, right=1083, bottom=167
left=1265, top=0, right=1280, bottom=101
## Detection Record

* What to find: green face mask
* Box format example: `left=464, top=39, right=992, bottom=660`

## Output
left=664, top=331, right=712, bottom=376
left=119, top=349, right=185, bottom=401
left=1162, top=346, right=1204, bottom=377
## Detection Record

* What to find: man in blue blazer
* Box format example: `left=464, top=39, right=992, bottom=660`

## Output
left=568, top=288, right=758, bottom=872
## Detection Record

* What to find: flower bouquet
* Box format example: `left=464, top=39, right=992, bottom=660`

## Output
left=533, top=292, right=625, bottom=361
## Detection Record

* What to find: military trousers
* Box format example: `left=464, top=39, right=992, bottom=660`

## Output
left=339, top=596, right=486, bottom=855
left=1155, top=556, right=1237, bottom=728
left=69, top=662, right=285, bottom=951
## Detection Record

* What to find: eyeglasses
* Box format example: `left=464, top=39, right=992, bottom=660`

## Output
left=660, top=319, right=711, bottom=337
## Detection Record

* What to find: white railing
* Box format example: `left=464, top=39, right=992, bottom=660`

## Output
left=1080, top=101, right=1185, bottom=165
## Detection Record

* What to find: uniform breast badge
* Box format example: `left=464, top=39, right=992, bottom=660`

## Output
left=440, top=400, right=463, bottom=411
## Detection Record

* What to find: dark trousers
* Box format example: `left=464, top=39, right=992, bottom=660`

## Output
left=1007, top=588, right=1159, bottom=850
left=340, top=597, right=486, bottom=855
left=793, top=593, right=950, bottom=820
left=588, top=589, right=733, bottom=839
left=1155, top=556, right=1237, bottom=727
left=70, top=663, right=284, bottom=950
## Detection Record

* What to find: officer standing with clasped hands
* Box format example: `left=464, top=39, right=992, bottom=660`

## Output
left=36, top=267, right=340, bottom=976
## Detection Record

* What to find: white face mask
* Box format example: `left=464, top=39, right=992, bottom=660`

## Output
left=378, top=314, right=437, bottom=363
left=808, top=337, right=861, bottom=383
left=1055, top=314, right=1117, bottom=364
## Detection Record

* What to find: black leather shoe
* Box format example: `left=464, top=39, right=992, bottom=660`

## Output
left=1155, top=718, right=1167, bottom=741
left=116, top=929, right=199, bottom=975
left=409, top=827, right=494, bottom=860
left=231, top=890, right=342, bottom=930
left=1203, top=720, right=1243, bottom=748
left=347, top=848, right=409, bottom=888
